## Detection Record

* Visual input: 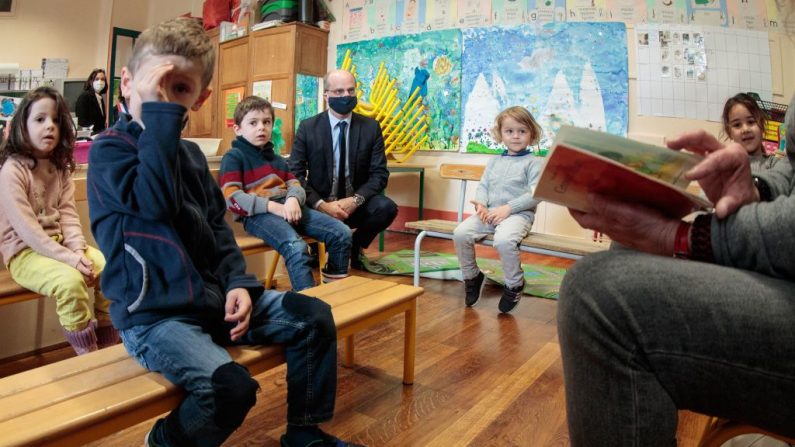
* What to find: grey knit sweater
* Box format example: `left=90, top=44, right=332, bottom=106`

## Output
left=473, top=151, right=543, bottom=220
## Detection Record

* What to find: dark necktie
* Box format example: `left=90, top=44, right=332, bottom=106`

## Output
left=337, top=121, right=347, bottom=200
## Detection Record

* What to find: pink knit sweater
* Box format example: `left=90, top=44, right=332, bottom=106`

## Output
left=0, top=156, right=85, bottom=267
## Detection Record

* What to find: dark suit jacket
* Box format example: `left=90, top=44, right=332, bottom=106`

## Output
left=289, top=111, right=389, bottom=207
left=75, top=90, right=106, bottom=134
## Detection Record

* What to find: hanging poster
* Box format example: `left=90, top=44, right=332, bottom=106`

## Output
left=457, top=0, right=491, bottom=27
left=366, top=0, right=396, bottom=38
left=727, top=0, right=767, bottom=29
left=526, top=0, right=566, bottom=22
left=427, top=0, right=457, bottom=30
left=635, top=24, right=772, bottom=121
left=338, top=29, right=463, bottom=151
left=567, top=0, right=606, bottom=21
left=342, top=0, right=367, bottom=42
left=397, top=0, right=426, bottom=34
left=687, top=0, right=728, bottom=26
left=460, top=23, right=629, bottom=154
left=766, top=0, right=795, bottom=33
left=223, top=86, right=245, bottom=128
left=252, top=80, right=272, bottom=101
left=606, top=0, right=647, bottom=23
left=295, top=74, right=321, bottom=132
left=647, top=0, right=689, bottom=23
left=493, top=0, right=527, bottom=25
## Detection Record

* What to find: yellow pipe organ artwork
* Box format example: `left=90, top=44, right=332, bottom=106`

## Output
left=340, top=49, right=429, bottom=163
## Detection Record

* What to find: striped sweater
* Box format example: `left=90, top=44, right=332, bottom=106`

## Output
left=218, top=136, right=306, bottom=218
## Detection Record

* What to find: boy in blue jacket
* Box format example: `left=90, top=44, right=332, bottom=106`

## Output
left=87, top=17, right=361, bottom=447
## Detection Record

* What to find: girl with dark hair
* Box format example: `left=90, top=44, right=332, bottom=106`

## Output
left=0, top=86, right=117, bottom=355
left=75, top=68, right=108, bottom=134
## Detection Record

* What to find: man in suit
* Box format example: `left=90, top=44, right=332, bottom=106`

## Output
left=289, top=69, right=397, bottom=269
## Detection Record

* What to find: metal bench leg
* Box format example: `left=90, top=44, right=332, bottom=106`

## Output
left=403, top=299, right=417, bottom=385
left=413, top=231, right=428, bottom=287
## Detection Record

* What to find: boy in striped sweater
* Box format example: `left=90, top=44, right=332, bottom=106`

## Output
left=219, top=96, right=352, bottom=291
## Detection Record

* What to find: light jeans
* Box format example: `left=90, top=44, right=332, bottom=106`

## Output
left=558, top=248, right=795, bottom=446
left=243, top=206, right=352, bottom=291
left=121, top=289, right=337, bottom=446
left=8, top=244, right=108, bottom=331
left=452, top=214, right=533, bottom=289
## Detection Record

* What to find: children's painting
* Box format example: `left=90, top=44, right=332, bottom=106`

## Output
left=337, top=29, right=462, bottom=151
left=461, top=23, right=629, bottom=154
left=295, top=74, right=320, bottom=132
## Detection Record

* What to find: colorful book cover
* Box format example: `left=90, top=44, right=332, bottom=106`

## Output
left=534, top=125, right=711, bottom=218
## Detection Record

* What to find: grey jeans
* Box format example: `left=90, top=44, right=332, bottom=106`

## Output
left=558, top=248, right=795, bottom=446
left=453, top=213, right=533, bottom=289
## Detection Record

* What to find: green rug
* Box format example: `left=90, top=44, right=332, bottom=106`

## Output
left=361, top=249, right=566, bottom=299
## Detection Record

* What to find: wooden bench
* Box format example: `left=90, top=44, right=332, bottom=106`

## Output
left=405, top=163, right=607, bottom=287
left=0, top=275, right=422, bottom=446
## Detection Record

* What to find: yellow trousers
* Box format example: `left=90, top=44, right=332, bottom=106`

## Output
left=9, top=244, right=108, bottom=331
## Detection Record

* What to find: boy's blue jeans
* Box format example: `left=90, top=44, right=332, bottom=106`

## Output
left=120, top=289, right=337, bottom=447
left=244, top=207, right=352, bottom=291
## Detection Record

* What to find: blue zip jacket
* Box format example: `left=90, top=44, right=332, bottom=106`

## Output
left=87, top=102, right=263, bottom=330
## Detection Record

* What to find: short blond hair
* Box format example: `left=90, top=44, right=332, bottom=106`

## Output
left=491, top=106, right=543, bottom=146
left=127, top=17, right=216, bottom=90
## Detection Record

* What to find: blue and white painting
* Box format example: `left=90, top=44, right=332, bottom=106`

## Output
left=337, top=29, right=462, bottom=151
left=461, top=23, right=629, bottom=154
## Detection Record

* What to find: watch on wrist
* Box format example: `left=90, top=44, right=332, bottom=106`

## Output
left=353, top=194, right=365, bottom=207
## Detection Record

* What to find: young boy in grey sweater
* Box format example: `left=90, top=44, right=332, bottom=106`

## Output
left=453, top=106, right=543, bottom=313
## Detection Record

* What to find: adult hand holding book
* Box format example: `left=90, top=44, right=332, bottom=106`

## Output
left=534, top=125, right=712, bottom=219
left=666, top=130, right=760, bottom=218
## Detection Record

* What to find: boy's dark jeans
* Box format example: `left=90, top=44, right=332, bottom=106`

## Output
left=121, top=289, right=337, bottom=446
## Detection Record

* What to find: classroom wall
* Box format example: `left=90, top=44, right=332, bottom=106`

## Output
left=323, top=3, right=795, bottom=239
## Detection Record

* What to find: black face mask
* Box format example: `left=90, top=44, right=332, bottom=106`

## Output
left=328, top=95, right=357, bottom=115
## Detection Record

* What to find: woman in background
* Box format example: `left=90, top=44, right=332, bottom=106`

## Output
left=75, top=68, right=107, bottom=134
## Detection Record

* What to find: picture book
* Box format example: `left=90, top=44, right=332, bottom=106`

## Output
left=534, top=125, right=712, bottom=218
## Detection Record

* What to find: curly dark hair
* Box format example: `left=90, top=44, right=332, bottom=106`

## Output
left=0, top=86, right=76, bottom=173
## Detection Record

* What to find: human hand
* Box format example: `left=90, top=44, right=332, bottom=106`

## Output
left=485, top=204, right=512, bottom=225
left=470, top=200, right=488, bottom=222
left=338, top=196, right=358, bottom=215
left=666, top=130, right=759, bottom=218
left=134, top=62, right=174, bottom=104
left=75, top=254, right=96, bottom=286
left=569, top=193, right=680, bottom=257
left=318, top=200, right=349, bottom=220
left=224, top=288, right=252, bottom=341
left=283, top=197, right=302, bottom=223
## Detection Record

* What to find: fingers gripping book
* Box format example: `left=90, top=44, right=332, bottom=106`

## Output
left=534, top=126, right=712, bottom=218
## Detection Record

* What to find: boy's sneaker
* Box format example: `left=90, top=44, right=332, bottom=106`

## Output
left=321, top=270, right=349, bottom=284
left=498, top=280, right=524, bottom=314
left=280, top=431, right=367, bottom=446
left=144, top=418, right=166, bottom=447
left=464, top=271, right=485, bottom=307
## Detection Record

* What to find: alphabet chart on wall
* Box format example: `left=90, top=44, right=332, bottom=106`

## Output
left=635, top=24, right=771, bottom=122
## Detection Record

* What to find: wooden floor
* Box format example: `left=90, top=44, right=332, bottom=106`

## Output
left=1, top=232, right=711, bottom=446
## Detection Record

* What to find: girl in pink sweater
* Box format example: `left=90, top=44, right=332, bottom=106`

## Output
left=0, top=87, right=117, bottom=355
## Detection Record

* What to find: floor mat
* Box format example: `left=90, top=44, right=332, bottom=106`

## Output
left=361, top=249, right=566, bottom=299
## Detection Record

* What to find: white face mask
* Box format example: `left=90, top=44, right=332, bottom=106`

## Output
left=92, top=80, right=105, bottom=93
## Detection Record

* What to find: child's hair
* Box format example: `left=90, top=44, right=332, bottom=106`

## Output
left=234, top=96, right=274, bottom=126
left=83, top=68, right=108, bottom=95
left=126, top=17, right=216, bottom=90
left=720, top=93, right=766, bottom=141
left=0, top=87, right=76, bottom=172
left=491, top=106, right=543, bottom=146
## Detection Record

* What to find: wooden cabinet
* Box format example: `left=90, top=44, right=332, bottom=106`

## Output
left=185, top=28, right=220, bottom=140
left=213, top=23, right=328, bottom=155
